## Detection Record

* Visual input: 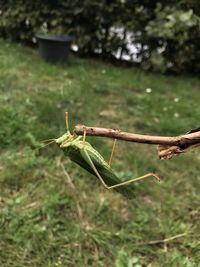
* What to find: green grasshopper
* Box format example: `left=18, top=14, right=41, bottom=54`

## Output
left=46, top=113, right=160, bottom=198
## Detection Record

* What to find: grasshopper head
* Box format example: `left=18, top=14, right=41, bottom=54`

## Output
left=55, top=131, right=74, bottom=146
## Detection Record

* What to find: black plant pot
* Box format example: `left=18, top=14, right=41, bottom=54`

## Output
left=36, top=33, right=74, bottom=63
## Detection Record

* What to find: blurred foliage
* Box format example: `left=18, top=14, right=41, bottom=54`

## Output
left=145, top=3, right=200, bottom=73
left=0, top=1, right=200, bottom=73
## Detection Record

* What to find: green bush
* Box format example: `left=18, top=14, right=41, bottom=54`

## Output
left=0, top=0, right=200, bottom=73
left=0, top=0, right=131, bottom=59
left=145, top=3, right=200, bottom=73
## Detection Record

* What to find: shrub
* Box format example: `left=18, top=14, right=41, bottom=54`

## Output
left=145, top=4, right=200, bottom=73
left=0, top=0, right=199, bottom=73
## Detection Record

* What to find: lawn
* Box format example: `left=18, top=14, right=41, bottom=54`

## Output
left=0, top=39, right=200, bottom=267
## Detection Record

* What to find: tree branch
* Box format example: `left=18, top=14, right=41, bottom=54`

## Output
left=74, top=125, right=200, bottom=159
left=74, top=125, right=200, bottom=145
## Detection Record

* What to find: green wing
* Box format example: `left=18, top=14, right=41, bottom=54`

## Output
left=63, top=144, right=135, bottom=199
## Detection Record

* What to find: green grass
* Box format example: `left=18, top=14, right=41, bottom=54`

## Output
left=0, top=39, right=200, bottom=267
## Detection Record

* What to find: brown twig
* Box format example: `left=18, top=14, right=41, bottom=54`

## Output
left=60, top=163, right=75, bottom=190
left=60, top=162, right=83, bottom=218
left=74, top=125, right=200, bottom=146
left=142, top=233, right=187, bottom=245
left=74, top=125, right=200, bottom=159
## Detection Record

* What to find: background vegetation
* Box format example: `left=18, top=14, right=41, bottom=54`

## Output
left=0, top=1, right=200, bottom=73
left=0, top=40, right=200, bottom=266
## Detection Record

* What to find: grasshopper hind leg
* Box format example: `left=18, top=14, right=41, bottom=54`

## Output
left=80, top=148, right=160, bottom=191
left=79, top=128, right=160, bottom=192
left=79, top=127, right=87, bottom=149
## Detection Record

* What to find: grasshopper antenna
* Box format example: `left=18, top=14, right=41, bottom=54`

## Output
left=65, top=112, right=69, bottom=131
left=41, top=138, right=56, bottom=143
left=34, top=139, right=55, bottom=153
left=39, top=139, right=56, bottom=149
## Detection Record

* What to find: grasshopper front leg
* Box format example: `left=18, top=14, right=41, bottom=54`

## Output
left=109, top=139, right=117, bottom=167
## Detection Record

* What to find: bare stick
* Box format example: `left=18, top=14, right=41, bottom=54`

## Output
left=60, top=162, right=82, bottom=218
left=142, top=233, right=187, bottom=245
left=75, top=125, right=200, bottom=146
left=61, top=163, right=75, bottom=190
left=74, top=125, right=200, bottom=159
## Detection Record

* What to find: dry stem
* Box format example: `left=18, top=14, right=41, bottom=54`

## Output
left=74, top=125, right=200, bottom=159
